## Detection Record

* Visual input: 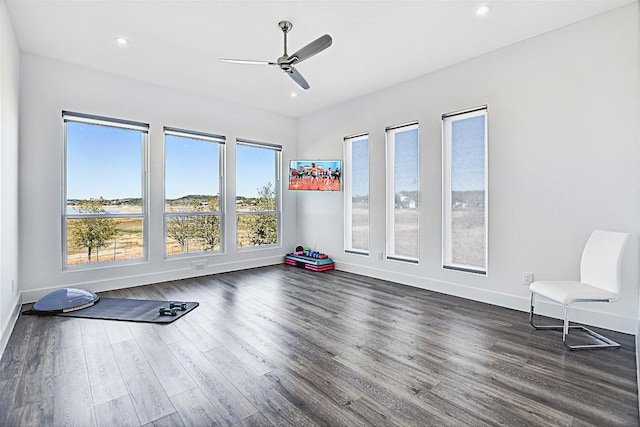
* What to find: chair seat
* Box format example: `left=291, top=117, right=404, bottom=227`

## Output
left=529, top=280, right=617, bottom=305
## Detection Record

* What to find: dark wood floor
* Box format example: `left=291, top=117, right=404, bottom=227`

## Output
left=0, top=265, right=637, bottom=426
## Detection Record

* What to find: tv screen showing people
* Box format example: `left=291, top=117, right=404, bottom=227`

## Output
left=288, top=160, right=341, bottom=191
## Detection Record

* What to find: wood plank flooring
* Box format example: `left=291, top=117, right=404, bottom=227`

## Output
left=1, top=265, right=637, bottom=426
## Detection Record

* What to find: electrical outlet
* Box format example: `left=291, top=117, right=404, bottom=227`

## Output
left=523, top=272, right=534, bottom=286
left=192, top=261, right=206, bottom=271
left=378, top=251, right=383, bottom=260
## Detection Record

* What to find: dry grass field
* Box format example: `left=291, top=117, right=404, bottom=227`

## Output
left=68, top=197, right=484, bottom=267
left=66, top=202, right=273, bottom=265
left=393, top=209, right=420, bottom=258
left=350, top=196, right=485, bottom=267
left=350, top=203, right=369, bottom=250
left=66, top=217, right=144, bottom=265
left=451, top=206, right=485, bottom=268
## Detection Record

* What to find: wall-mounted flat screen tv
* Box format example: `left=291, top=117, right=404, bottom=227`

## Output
left=288, top=160, right=341, bottom=191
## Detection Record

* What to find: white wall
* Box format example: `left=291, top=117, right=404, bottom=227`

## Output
left=297, top=4, right=639, bottom=333
left=0, top=0, right=21, bottom=353
left=636, top=1, right=640, bottom=414
left=19, top=54, right=297, bottom=301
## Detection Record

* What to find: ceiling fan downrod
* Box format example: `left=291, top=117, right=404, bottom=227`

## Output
left=278, top=21, right=293, bottom=57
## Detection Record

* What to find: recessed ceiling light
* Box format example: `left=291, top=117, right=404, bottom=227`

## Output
left=115, top=36, right=129, bottom=46
left=476, top=5, right=491, bottom=15
left=290, top=92, right=297, bottom=98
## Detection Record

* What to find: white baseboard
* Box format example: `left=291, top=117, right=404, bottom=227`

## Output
left=0, top=297, right=21, bottom=359
left=334, top=261, right=636, bottom=334
left=21, top=256, right=283, bottom=303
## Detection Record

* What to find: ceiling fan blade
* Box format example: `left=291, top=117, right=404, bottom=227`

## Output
left=288, top=67, right=310, bottom=90
left=287, top=34, right=332, bottom=64
left=219, top=58, right=276, bottom=66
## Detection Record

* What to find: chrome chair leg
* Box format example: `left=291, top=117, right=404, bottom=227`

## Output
left=529, top=292, right=620, bottom=350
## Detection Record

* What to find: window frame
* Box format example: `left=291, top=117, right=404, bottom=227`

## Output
left=344, top=132, right=370, bottom=255
left=385, top=121, right=420, bottom=263
left=235, top=138, right=282, bottom=250
left=442, top=106, right=488, bottom=275
left=163, top=127, right=226, bottom=258
left=62, top=111, right=149, bottom=269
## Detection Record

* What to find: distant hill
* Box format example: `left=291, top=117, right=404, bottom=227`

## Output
left=67, top=197, right=142, bottom=205
left=167, top=195, right=217, bottom=203
left=67, top=195, right=219, bottom=205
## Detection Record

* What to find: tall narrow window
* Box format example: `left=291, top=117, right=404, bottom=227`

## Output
left=344, top=133, right=370, bottom=254
left=386, top=122, right=420, bottom=262
left=236, top=139, right=281, bottom=248
left=63, top=112, right=148, bottom=267
left=443, top=106, right=488, bottom=274
left=164, top=128, right=225, bottom=256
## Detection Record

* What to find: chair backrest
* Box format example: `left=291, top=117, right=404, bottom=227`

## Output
left=580, top=230, right=630, bottom=296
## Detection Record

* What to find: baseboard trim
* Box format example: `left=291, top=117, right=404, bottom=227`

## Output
left=334, top=261, right=636, bottom=334
left=0, top=297, right=21, bottom=359
left=21, top=256, right=283, bottom=304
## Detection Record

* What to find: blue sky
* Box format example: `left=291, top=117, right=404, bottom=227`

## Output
left=351, top=139, right=369, bottom=197
left=165, top=135, right=219, bottom=199
left=67, top=117, right=484, bottom=202
left=67, top=122, right=275, bottom=201
left=235, top=143, right=276, bottom=198
left=394, top=128, right=419, bottom=194
left=66, top=122, right=142, bottom=200
left=451, top=115, right=485, bottom=191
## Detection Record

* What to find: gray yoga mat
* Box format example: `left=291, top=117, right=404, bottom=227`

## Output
left=26, top=297, right=198, bottom=323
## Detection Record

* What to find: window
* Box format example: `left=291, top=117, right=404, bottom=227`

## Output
left=344, top=133, right=370, bottom=254
left=235, top=139, right=281, bottom=248
left=164, top=128, right=225, bottom=256
left=386, top=122, right=420, bottom=262
left=442, top=106, right=488, bottom=274
left=63, top=112, right=148, bottom=267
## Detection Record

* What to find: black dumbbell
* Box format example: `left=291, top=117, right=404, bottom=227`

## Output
left=159, top=307, right=177, bottom=316
left=169, top=302, right=187, bottom=311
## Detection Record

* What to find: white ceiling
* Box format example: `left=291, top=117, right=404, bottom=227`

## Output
left=6, top=0, right=633, bottom=118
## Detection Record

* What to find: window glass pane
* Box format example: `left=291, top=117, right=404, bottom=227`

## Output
left=166, top=214, right=222, bottom=255
left=388, top=125, right=419, bottom=260
left=237, top=214, right=278, bottom=248
left=66, top=122, right=143, bottom=214
left=165, top=135, right=220, bottom=212
left=164, top=131, right=223, bottom=256
left=64, top=114, right=147, bottom=267
left=66, top=217, right=143, bottom=265
left=236, top=142, right=279, bottom=248
left=345, top=135, right=369, bottom=253
left=236, top=144, right=277, bottom=212
left=443, top=109, right=487, bottom=272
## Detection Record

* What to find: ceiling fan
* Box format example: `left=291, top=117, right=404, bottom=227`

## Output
left=219, top=21, right=332, bottom=90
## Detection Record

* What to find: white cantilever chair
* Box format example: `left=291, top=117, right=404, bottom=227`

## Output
left=529, top=230, right=629, bottom=350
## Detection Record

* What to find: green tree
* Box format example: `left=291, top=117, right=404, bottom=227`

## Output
left=192, top=197, right=221, bottom=251
left=166, top=215, right=194, bottom=253
left=69, top=198, right=118, bottom=262
left=166, top=196, right=221, bottom=253
left=246, top=183, right=277, bottom=246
